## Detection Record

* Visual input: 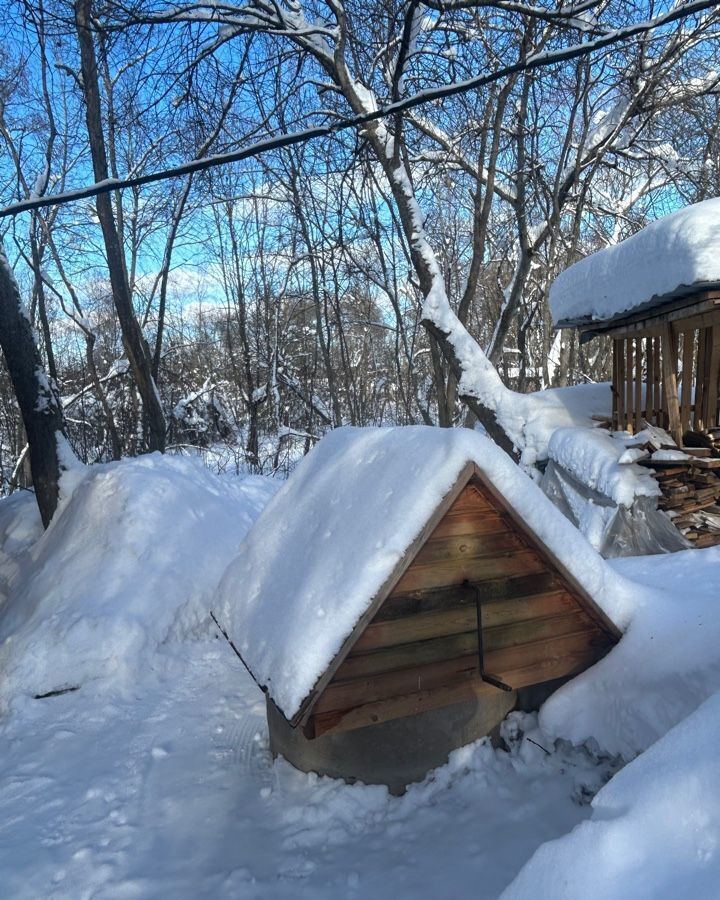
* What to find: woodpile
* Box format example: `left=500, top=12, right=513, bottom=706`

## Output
left=633, top=427, right=720, bottom=548
left=589, top=420, right=720, bottom=548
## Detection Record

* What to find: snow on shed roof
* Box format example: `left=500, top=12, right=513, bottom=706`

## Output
left=217, top=426, right=623, bottom=722
left=550, top=198, right=720, bottom=328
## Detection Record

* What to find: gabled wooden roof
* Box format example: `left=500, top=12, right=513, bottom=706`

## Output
left=216, top=427, right=623, bottom=724
left=295, top=465, right=621, bottom=732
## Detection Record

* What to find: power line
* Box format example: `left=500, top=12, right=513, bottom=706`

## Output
left=1, top=0, right=718, bottom=219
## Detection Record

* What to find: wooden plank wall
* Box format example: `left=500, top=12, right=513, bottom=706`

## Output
left=308, top=484, right=616, bottom=739
left=611, top=317, right=720, bottom=441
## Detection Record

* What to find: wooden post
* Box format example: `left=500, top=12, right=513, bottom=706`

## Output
left=656, top=334, right=664, bottom=428
left=625, top=338, right=634, bottom=432
left=696, top=327, right=710, bottom=431
left=646, top=335, right=654, bottom=422
left=706, top=325, right=720, bottom=430
left=661, top=323, right=682, bottom=446
left=617, top=338, right=626, bottom=430
left=634, top=337, right=643, bottom=433
left=680, top=330, right=694, bottom=436
left=612, top=339, right=621, bottom=429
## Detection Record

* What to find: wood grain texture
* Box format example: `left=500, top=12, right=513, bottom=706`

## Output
left=380, top=572, right=560, bottom=619
left=296, top=468, right=620, bottom=731
left=339, top=608, right=593, bottom=679
left=392, top=550, right=548, bottom=594
left=315, top=628, right=603, bottom=716
left=312, top=644, right=608, bottom=736
left=352, top=590, right=580, bottom=654
left=681, top=329, right=694, bottom=433
left=661, top=323, right=682, bottom=445
left=634, top=336, right=643, bottom=432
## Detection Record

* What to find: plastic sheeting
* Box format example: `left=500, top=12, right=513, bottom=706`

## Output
left=541, top=460, right=690, bottom=558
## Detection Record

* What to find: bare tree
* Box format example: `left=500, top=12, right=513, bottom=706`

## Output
left=74, top=0, right=166, bottom=451
left=0, top=244, right=68, bottom=526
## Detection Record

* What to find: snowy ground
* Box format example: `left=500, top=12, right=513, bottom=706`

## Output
left=0, top=642, right=612, bottom=900
left=1, top=453, right=719, bottom=899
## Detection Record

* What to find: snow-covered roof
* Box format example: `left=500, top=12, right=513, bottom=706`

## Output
left=218, top=426, right=621, bottom=723
left=550, top=198, right=720, bottom=327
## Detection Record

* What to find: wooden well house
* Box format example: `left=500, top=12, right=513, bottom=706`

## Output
left=220, top=427, right=620, bottom=791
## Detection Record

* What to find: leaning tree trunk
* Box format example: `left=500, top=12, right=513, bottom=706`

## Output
left=0, top=246, right=67, bottom=527
left=74, top=0, right=166, bottom=452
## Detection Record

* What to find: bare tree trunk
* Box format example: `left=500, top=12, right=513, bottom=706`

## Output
left=74, top=0, right=166, bottom=452
left=0, top=247, right=68, bottom=527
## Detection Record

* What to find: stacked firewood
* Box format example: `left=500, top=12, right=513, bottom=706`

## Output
left=589, top=419, right=720, bottom=546
left=598, top=421, right=720, bottom=548
left=649, top=464, right=720, bottom=548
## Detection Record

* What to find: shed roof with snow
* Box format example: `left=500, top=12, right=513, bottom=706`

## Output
left=218, top=426, right=620, bottom=744
left=550, top=198, right=720, bottom=331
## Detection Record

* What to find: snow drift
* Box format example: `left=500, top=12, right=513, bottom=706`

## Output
left=0, top=454, right=276, bottom=710
left=503, top=690, right=720, bottom=900
left=539, top=546, right=720, bottom=757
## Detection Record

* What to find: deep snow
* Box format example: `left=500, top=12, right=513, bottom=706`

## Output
left=550, top=197, right=720, bottom=325
left=1, top=451, right=720, bottom=899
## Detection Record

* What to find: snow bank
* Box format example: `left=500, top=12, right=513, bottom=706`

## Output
left=547, top=427, right=659, bottom=508
left=538, top=546, right=720, bottom=758
left=550, top=198, right=720, bottom=325
left=0, top=491, right=42, bottom=557
left=218, top=425, right=629, bottom=721
left=502, top=690, right=720, bottom=900
left=0, top=455, right=276, bottom=709
left=519, top=382, right=612, bottom=466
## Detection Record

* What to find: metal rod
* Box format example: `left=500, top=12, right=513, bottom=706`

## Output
left=466, top=582, right=513, bottom=693
left=210, top=610, right=267, bottom=694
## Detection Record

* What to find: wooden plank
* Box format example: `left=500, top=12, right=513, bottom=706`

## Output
left=706, top=325, right=720, bottom=429
left=617, top=337, right=626, bottom=429
left=696, top=327, right=710, bottom=430
left=687, top=457, right=720, bottom=470
left=646, top=334, right=655, bottom=421
left=427, top=510, right=513, bottom=540
left=382, top=571, right=560, bottom=618
left=450, top=485, right=496, bottom=513
left=680, top=329, right=694, bottom=435
left=612, top=339, right=621, bottom=428
left=392, top=549, right=547, bottom=594
left=316, top=627, right=604, bottom=715
left=471, top=473, right=622, bottom=640
left=412, top=531, right=527, bottom=567
left=665, top=308, right=720, bottom=337
left=291, top=461, right=479, bottom=727
left=634, top=336, right=643, bottom=432
left=625, top=337, right=634, bottom=431
left=594, top=291, right=720, bottom=338
left=606, top=306, right=720, bottom=340
left=654, top=333, right=663, bottom=427
left=353, top=591, right=581, bottom=655
left=339, top=608, right=593, bottom=681
left=661, top=323, right=682, bottom=445
left=313, top=644, right=610, bottom=736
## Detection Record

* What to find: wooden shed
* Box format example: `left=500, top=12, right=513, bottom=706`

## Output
left=550, top=200, right=720, bottom=450
left=568, top=288, right=720, bottom=448
left=218, top=427, right=620, bottom=791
